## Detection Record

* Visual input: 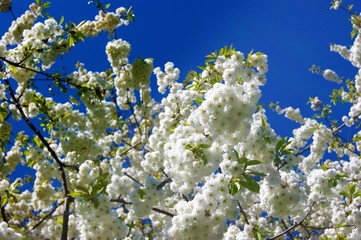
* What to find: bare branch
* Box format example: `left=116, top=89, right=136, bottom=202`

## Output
left=61, top=197, right=73, bottom=240
left=237, top=201, right=249, bottom=225
left=122, top=171, right=143, bottom=187
left=151, top=207, right=174, bottom=218
left=32, top=200, right=64, bottom=230
left=156, top=177, right=172, bottom=190
left=267, top=204, right=314, bottom=240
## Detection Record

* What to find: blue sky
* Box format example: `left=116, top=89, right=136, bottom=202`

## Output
left=0, top=1, right=359, bottom=136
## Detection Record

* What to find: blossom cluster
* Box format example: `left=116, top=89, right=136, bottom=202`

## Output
left=2, top=1, right=361, bottom=240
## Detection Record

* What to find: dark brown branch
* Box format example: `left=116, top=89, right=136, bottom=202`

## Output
left=32, top=200, right=64, bottom=230
left=119, top=141, right=141, bottom=157
left=156, top=178, right=172, bottom=190
left=123, top=171, right=143, bottom=187
left=61, top=197, right=73, bottom=240
left=110, top=197, right=131, bottom=205
left=281, top=219, right=294, bottom=240
left=237, top=201, right=249, bottom=225
left=267, top=204, right=314, bottom=240
left=0, top=56, right=82, bottom=89
left=278, top=112, right=361, bottom=170
left=151, top=207, right=174, bottom=218
left=4, top=78, right=74, bottom=240
left=4, top=79, right=70, bottom=194
left=110, top=198, right=174, bottom=217
left=301, top=223, right=354, bottom=230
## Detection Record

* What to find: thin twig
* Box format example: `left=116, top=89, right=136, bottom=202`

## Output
left=237, top=201, right=249, bottom=225
left=122, top=171, right=143, bottom=186
left=156, top=178, right=172, bottom=190
left=281, top=219, right=294, bottom=240
left=267, top=203, right=314, bottom=240
left=32, top=200, right=64, bottom=230
left=110, top=197, right=131, bottom=205
left=110, top=198, right=174, bottom=217
left=151, top=207, right=174, bottom=218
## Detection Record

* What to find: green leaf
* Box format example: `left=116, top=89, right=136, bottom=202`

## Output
left=59, top=15, right=64, bottom=24
left=349, top=184, right=357, bottom=196
left=184, top=144, right=192, bottom=150
left=197, top=65, right=206, bottom=71
left=245, top=160, right=262, bottom=166
left=238, top=155, right=249, bottom=165
left=93, top=198, right=100, bottom=209
left=281, top=149, right=293, bottom=155
left=354, top=190, right=361, bottom=199
left=275, top=137, right=286, bottom=153
left=231, top=149, right=240, bottom=161
left=353, top=135, right=361, bottom=141
left=261, top=117, right=267, bottom=128
left=248, top=170, right=267, bottom=177
left=198, top=144, right=210, bottom=149
left=254, top=230, right=263, bottom=240
left=1, top=194, right=7, bottom=207
left=195, top=97, right=204, bottom=106
left=68, top=191, right=85, bottom=197
left=138, top=188, right=146, bottom=200
left=33, top=137, right=41, bottom=148
left=240, top=175, right=260, bottom=193
left=321, top=163, right=330, bottom=171
left=340, top=190, right=348, bottom=197
left=229, top=182, right=240, bottom=195
left=76, top=185, right=90, bottom=194
left=200, top=153, right=208, bottom=165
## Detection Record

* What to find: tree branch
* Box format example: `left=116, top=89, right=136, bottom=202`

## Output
left=4, top=79, right=70, bottom=194
left=156, top=177, right=172, bottom=190
left=237, top=201, right=249, bottom=225
left=61, top=197, right=73, bottom=240
left=267, top=204, right=313, bottom=240
left=110, top=198, right=174, bottom=217
left=151, top=207, right=174, bottom=218
left=4, top=78, right=74, bottom=239
left=32, top=200, right=64, bottom=230
left=122, top=171, right=143, bottom=187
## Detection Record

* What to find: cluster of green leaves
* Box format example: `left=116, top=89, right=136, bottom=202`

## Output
left=350, top=13, right=361, bottom=38
left=88, top=0, right=135, bottom=23
left=0, top=110, right=10, bottom=152
left=35, top=0, right=51, bottom=18
left=1, top=179, right=22, bottom=209
left=185, top=45, right=237, bottom=92
left=31, top=92, right=60, bottom=133
left=268, top=137, right=293, bottom=167
left=244, top=50, right=264, bottom=68
left=64, top=21, right=85, bottom=51
left=184, top=143, right=210, bottom=165
left=88, top=0, right=111, bottom=11
left=340, top=183, right=361, bottom=204
left=228, top=149, right=265, bottom=195
left=69, top=169, right=110, bottom=208
left=330, top=79, right=356, bottom=105
left=127, top=220, right=155, bottom=240
left=321, top=163, right=348, bottom=187
left=309, top=64, right=323, bottom=75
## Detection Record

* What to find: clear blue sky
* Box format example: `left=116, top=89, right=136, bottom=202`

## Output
left=0, top=1, right=358, bottom=135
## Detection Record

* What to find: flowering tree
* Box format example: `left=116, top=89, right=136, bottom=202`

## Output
left=0, top=0, right=361, bottom=239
